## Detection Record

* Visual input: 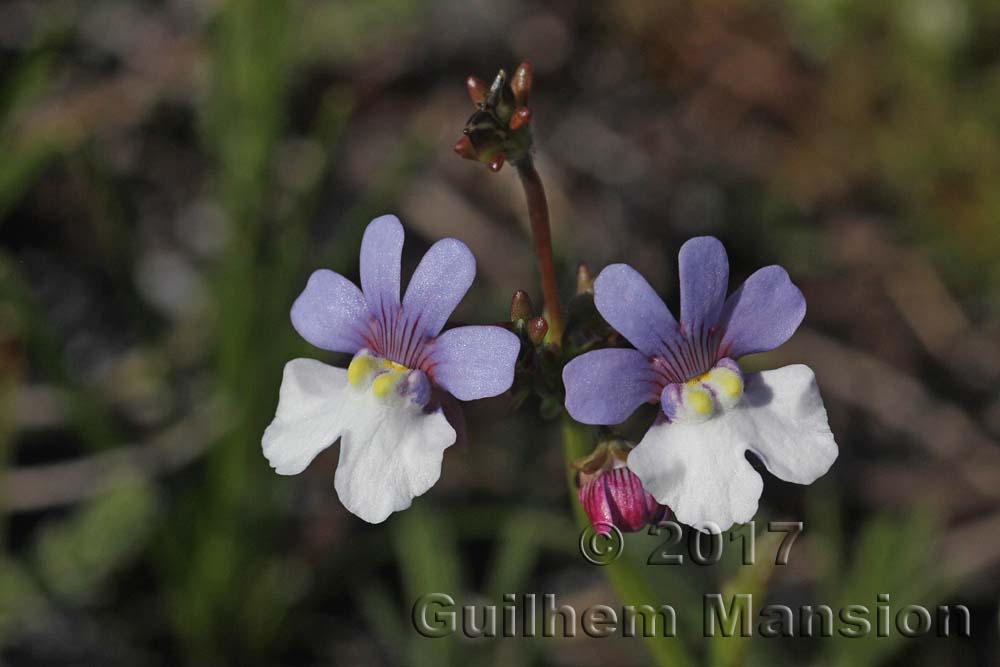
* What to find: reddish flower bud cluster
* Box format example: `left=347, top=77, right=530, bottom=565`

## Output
left=508, top=289, right=548, bottom=346
left=453, top=61, right=535, bottom=173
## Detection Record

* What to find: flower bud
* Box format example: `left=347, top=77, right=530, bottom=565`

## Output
left=527, top=316, right=548, bottom=345
left=576, top=262, right=594, bottom=295
left=488, top=153, right=505, bottom=172
left=576, top=441, right=667, bottom=535
left=509, top=106, right=532, bottom=130
left=466, top=76, right=488, bottom=106
left=511, top=60, right=533, bottom=106
left=453, top=135, right=477, bottom=160
left=510, top=290, right=534, bottom=324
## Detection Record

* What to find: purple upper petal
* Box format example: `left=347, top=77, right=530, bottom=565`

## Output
left=719, top=265, right=806, bottom=359
left=291, top=269, right=369, bottom=353
left=563, top=348, right=659, bottom=424
left=428, top=325, right=519, bottom=401
left=403, top=238, right=476, bottom=339
left=360, top=215, right=404, bottom=316
left=594, top=264, right=679, bottom=357
left=678, top=237, right=729, bottom=333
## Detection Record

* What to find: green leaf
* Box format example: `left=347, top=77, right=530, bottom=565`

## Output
left=392, top=502, right=463, bottom=667
left=33, top=480, right=157, bottom=605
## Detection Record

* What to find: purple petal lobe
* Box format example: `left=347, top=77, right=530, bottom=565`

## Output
left=291, top=269, right=369, bottom=353
left=403, top=238, right=476, bottom=338
left=660, top=383, right=684, bottom=421
left=360, top=215, right=404, bottom=315
left=400, top=369, right=431, bottom=408
left=679, top=236, right=729, bottom=332
left=594, top=264, right=679, bottom=357
left=563, top=348, right=659, bottom=425
left=719, top=265, right=806, bottom=359
left=428, top=325, right=519, bottom=401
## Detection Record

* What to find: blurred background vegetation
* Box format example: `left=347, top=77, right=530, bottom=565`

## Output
left=1, top=0, right=999, bottom=665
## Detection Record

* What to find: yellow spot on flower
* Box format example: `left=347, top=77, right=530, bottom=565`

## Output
left=349, top=354, right=411, bottom=397
left=687, top=371, right=711, bottom=386
left=711, top=368, right=743, bottom=398
left=687, top=388, right=713, bottom=415
left=348, top=354, right=378, bottom=386
left=372, top=372, right=401, bottom=397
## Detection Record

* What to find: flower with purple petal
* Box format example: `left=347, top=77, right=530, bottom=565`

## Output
left=263, top=215, right=520, bottom=523
left=576, top=440, right=668, bottom=536
left=563, top=237, right=838, bottom=531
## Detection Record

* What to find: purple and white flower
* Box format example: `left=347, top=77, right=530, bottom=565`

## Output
left=563, top=237, right=838, bottom=531
left=263, top=215, right=520, bottom=523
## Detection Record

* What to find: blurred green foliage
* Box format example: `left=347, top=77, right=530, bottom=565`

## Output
left=35, top=481, right=156, bottom=605
left=786, top=0, right=1000, bottom=294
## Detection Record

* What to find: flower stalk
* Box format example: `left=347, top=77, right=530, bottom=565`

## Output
left=514, top=156, right=564, bottom=345
left=454, top=62, right=687, bottom=666
left=454, top=61, right=564, bottom=345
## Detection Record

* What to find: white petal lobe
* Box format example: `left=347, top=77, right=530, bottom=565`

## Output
left=263, top=359, right=349, bottom=475
left=738, top=364, right=838, bottom=484
left=334, top=391, right=455, bottom=523
left=628, top=418, right=763, bottom=532
left=628, top=364, right=837, bottom=531
left=263, top=358, right=457, bottom=524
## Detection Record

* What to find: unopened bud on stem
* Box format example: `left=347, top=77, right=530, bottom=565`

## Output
left=511, top=60, right=533, bottom=106
left=453, top=135, right=477, bottom=159
left=576, top=262, right=594, bottom=295
left=576, top=439, right=668, bottom=535
left=527, top=316, right=548, bottom=345
left=509, top=107, right=532, bottom=130
left=510, top=290, right=534, bottom=323
left=466, top=76, right=488, bottom=105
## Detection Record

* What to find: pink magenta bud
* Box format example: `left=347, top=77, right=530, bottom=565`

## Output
left=577, top=443, right=666, bottom=535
